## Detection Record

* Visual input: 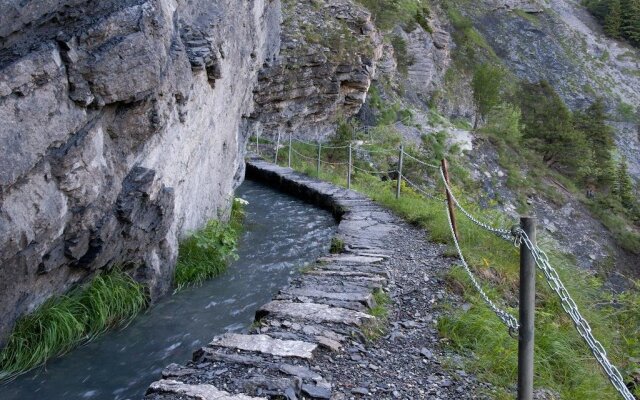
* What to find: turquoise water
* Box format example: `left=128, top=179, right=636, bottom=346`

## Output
left=1, top=179, right=336, bottom=400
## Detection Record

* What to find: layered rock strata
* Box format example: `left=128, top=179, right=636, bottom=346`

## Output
left=246, top=0, right=384, bottom=141
left=0, top=0, right=280, bottom=343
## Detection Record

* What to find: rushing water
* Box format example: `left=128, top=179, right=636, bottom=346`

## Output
left=1, top=180, right=336, bottom=400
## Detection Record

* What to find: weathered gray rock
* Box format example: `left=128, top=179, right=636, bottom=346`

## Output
left=0, top=0, right=281, bottom=343
left=245, top=0, right=383, bottom=141
left=147, top=379, right=265, bottom=400
left=257, top=301, right=374, bottom=327
left=210, top=334, right=317, bottom=359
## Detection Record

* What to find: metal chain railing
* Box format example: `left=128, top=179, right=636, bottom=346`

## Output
left=262, top=137, right=635, bottom=400
left=438, top=168, right=513, bottom=241
left=514, top=229, right=636, bottom=400
left=444, top=198, right=520, bottom=331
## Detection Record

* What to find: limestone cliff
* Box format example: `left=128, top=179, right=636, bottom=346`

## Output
left=246, top=0, right=383, bottom=141
left=0, top=0, right=281, bottom=343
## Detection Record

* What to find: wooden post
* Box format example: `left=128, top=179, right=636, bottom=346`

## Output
left=396, top=145, right=404, bottom=199
left=518, top=217, right=536, bottom=400
left=288, top=133, right=292, bottom=168
left=347, top=143, right=352, bottom=190
left=441, top=159, right=460, bottom=240
left=274, top=130, right=281, bottom=164
left=317, top=141, right=322, bottom=178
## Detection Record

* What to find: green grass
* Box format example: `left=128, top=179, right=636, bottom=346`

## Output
left=173, top=200, right=244, bottom=290
left=330, top=236, right=345, bottom=254
left=363, top=289, right=391, bottom=340
left=0, top=269, right=147, bottom=381
left=276, top=143, right=640, bottom=399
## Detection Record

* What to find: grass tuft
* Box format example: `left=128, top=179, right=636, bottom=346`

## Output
left=0, top=269, right=147, bottom=381
left=173, top=199, right=245, bottom=290
left=330, top=237, right=345, bottom=254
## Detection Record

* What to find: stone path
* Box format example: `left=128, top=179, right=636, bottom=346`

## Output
left=144, top=157, right=490, bottom=400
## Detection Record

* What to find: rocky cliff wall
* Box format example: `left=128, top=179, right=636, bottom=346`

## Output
left=0, top=0, right=281, bottom=343
left=246, top=0, right=383, bottom=141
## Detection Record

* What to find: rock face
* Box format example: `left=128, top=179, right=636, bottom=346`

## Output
left=246, top=0, right=383, bottom=141
left=0, top=0, right=281, bottom=343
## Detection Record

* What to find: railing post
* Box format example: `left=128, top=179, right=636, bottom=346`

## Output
left=274, top=130, right=281, bottom=164
left=347, top=142, right=352, bottom=190
left=441, top=158, right=460, bottom=240
left=396, top=145, right=404, bottom=199
left=288, top=133, right=292, bottom=168
left=317, top=141, right=322, bottom=178
left=518, top=217, right=536, bottom=400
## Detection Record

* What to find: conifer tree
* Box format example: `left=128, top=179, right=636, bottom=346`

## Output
left=605, top=0, right=623, bottom=37
left=614, top=157, right=635, bottom=208
left=573, top=98, right=616, bottom=187
left=622, top=0, right=640, bottom=44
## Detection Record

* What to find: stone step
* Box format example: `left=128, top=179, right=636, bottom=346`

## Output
left=209, top=333, right=318, bottom=359
left=315, top=263, right=388, bottom=275
left=257, top=301, right=373, bottom=327
left=147, top=379, right=265, bottom=400
left=279, top=287, right=375, bottom=307
left=318, top=254, right=384, bottom=264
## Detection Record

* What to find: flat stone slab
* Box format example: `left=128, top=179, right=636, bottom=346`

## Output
left=210, top=333, right=317, bottom=359
left=280, top=287, right=374, bottom=307
left=318, top=255, right=384, bottom=264
left=147, top=379, right=265, bottom=400
left=257, top=301, right=373, bottom=327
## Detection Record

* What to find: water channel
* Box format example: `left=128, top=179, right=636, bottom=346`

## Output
left=2, top=179, right=336, bottom=400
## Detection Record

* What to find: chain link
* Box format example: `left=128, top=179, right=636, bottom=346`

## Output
left=439, top=168, right=513, bottom=241
left=402, top=151, right=441, bottom=169
left=444, top=201, right=520, bottom=331
left=514, top=229, right=635, bottom=400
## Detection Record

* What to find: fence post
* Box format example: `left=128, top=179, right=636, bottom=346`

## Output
left=317, top=141, right=322, bottom=178
left=256, top=132, right=260, bottom=155
left=441, top=159, right=460, bottom=240
left=518, top=217, right=536, bottom=400
left=288, top=133, right=292, bottom=168
left=274, top=131, right=281, bottom=164
left=396, top=145, right=404, bottom=199
left=347, top=143, right=352, bottom=190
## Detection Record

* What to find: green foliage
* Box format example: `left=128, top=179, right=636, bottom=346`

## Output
left=390, top=34, right=415, bottom=75
left=0, top=270, right=147, bottom=380
left=363, top=289, right=391, bottom=340
left=330, top=237, right=345, bottom=253
left=472, top=63, right=506, bottom=128
left=573, top=98, right=616, bottom=187
left=518, top=81, right=591, bottom=175
left=355, top=0, right=430, bottom=31
left=614, top=157, right=636, bottom=209
left=481, top=103, right=522, bottom=143
left=584, top=0, right=640, bottom=46
left=173, top=203, right=244, bottom=289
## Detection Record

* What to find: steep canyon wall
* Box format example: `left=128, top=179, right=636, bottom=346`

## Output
left=0, top=0, right=281, bottom=343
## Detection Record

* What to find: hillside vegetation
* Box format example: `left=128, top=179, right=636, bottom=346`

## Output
left=289, top=0, right=640, bottom=397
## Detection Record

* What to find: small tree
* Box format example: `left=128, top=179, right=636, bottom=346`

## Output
left=614, top=157, right=635, bottom=209
left=472, top=63, right=504, bottom=129
left=605, top=0, right=623, bottom=37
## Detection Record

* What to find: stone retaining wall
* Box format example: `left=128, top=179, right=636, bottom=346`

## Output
left=144, top=157, right=400, bottom=400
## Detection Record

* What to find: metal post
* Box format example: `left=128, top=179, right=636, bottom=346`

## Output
left=316, top=141, right=322, bottom=178
left=288, top=133, right=292, bottom=168
left=347, top=143, right=352, bottom=190
left=518, top=217, right=536, bottom=400
left=396, top=145, right=404, bottom=199
left=274, top=131, right=281, bottom=164
left=256, top=133, right=259, bottom=155
left=441, top=159, right=460, bottom=240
